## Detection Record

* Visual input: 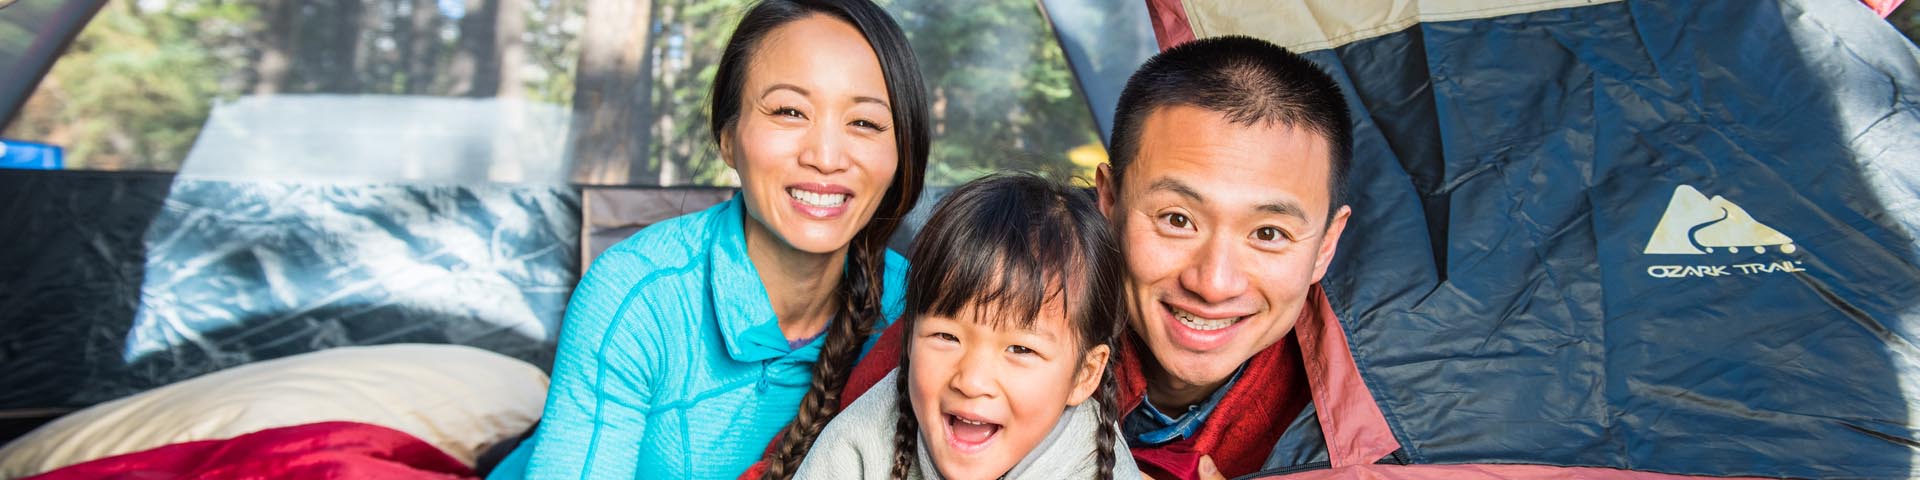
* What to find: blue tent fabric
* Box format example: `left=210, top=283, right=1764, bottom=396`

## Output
left=1037, top=0, right=1159, bottom=145
left=0, top=171, right=174, bottom=410
left=1316, top=1, right=1920, bottom=477
left=0, top=0, right=105, bottom=127
left=1056, top=0, right=1920, bottom=477
left=0, top=174, right=579, bottom=410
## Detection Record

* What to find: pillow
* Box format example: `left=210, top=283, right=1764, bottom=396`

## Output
left=0, top=344, right=548, bottom=478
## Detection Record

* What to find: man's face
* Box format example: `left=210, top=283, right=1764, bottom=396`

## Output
left=1097, top=105, right=1350, bottom=399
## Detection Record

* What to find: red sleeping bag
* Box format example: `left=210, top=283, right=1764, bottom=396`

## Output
left=26, top=421, right=476, bottom=480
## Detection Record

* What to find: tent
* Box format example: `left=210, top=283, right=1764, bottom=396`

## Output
left=0, top=0, right=1105, bottom=446
left=1044, top=0, right=1920, bottom=477
left=4, top=0, right=1920, bottom=478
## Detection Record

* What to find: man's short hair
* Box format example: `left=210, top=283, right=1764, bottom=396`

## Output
left=1108, top=35, right=1354, bottom=215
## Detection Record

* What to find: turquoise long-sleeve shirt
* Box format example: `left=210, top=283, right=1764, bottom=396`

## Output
left=493, top=194, right=906, bottom=479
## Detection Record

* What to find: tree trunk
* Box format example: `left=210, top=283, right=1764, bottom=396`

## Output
left=494, top=0, right=527, bottom=99
left=398, top=0, right=443, bottom=94
left=323, top=0, right=369, bottom=93
left=448, top=0, right=499, bottom=96
left=251, top=0, right=298, bottom=95
left=566, top=0, right=656, bottom=185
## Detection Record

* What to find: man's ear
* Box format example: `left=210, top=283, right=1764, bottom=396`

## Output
left=1096, top=163, right=1117, bottom=219
left=1066, top=344, right=1111, bottom=407
left=1311, top=204, right=1352, bottom=283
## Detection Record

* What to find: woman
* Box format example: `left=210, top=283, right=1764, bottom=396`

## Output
left=489, top=0, right=929, bottom=478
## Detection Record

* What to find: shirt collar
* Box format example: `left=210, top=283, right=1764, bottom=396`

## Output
left=710, top=193, right=823, bottom=364
left=1123, top=363, right=1247, bottom=445
left=1112, top=284, right=1403, bottom=466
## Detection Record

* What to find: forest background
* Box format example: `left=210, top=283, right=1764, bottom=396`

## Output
left=4, top=0, right=1108, bottom=186
left=6, top=0, right=1918, bottom=187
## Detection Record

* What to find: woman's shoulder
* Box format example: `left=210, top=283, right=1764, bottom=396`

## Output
left=597, top=199, right=736, bottom=271
left=565, top=200, right=737, bottom=335
left=879, top=248, right=908, bottom=321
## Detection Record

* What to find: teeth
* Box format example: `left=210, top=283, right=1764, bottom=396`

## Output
left=957, top=417, right=988, bottom=426
left=1174, top=308, right=1238, bottom=331
left=788, top=188, right=847, bottom=208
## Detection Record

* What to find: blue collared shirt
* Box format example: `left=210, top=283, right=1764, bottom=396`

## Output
left=1122, top=365, right=1248, bottom=446
left=495, top=194, right=907, bottom=480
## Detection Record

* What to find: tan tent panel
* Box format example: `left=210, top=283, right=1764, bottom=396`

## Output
left=1179, top=0, right=1624, bottom=51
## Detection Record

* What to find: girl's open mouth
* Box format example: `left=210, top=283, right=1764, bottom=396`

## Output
left=945, top=413, right=1001, bottom=453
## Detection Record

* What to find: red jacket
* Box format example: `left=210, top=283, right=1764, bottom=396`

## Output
left=749, top=285, right=1748, bottom=479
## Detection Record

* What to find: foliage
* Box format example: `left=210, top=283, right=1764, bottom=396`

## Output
left=640, top=0, right=1104, bottom=187
left=884, top=0, right=1102, bottom=186
left=7, top=1, right=255, bottom=170
left=4, top=0, right=1103, bottom=186
left=1894, top=2, right=1920, bottom=47
left=6, top=0, right=588, bottom=171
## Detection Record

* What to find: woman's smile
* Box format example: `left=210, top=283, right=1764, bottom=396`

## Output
left=786, top=183, right=854, bottom=219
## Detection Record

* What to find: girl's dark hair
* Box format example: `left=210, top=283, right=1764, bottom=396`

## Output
left=711, top=2, right=929, bottom=479
left=887, top=173, right=1127, bottom=479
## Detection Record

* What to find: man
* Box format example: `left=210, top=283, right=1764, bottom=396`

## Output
left=1091, top=35, right=1369, bottom=479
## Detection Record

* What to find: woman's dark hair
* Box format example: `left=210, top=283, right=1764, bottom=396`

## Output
left=886, top=173, right=1127, bottom=479
left=710, top=1, right=929, bottom=479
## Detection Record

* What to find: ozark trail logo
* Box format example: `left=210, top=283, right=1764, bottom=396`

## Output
left=1642, top=184, right=1805, bottom=279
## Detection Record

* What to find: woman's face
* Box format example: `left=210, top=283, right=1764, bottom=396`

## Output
left=724, top=14, right=899, bottom=256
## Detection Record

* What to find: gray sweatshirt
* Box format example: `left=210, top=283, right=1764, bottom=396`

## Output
left=794, top=370, right=1142, bottom=480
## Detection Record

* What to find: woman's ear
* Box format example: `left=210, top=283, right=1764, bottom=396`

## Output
left=1065, top=344, right=1111, bottom=407
left=719, top=124, right=739, bottom=169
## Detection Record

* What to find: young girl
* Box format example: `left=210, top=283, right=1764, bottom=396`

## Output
left=794, top=173, right=1141, bottom=479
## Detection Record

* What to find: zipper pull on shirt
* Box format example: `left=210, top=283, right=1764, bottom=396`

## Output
left=757, top=360, right=773, bottom=392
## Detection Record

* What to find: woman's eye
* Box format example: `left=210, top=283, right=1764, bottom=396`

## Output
left=773, top=107, right=805, bottom=119
left=1162, top=213, right=1193, bottom=230
left=851, top=119, right=881, bottom=130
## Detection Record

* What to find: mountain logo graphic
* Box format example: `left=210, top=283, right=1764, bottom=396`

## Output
left=1644, top=185, right=1796, bottom=255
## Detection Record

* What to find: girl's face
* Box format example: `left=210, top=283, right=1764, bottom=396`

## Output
left=723, top=14, right=899, bottom=256
left=907, top=301, right=1110, bottom=480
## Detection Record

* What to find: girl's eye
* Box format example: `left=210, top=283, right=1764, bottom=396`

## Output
left=1006, top=345, right=1035, bottom=355
left=773, top=107, right=805, bottom=119
left=1162, top=213, right=1193, bottom=230
left=932, top=332, right=958, bottom=342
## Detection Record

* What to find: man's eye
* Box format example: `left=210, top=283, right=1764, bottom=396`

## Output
left=1254, top=227, right=1286, bottom=242
left=1163, top=213, right=1192, bottom=229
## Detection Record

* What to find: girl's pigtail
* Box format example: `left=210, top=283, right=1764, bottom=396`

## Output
left=889, top=347, right=919, bottom=480
left=1094, top=372, right=1119, bottom=479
